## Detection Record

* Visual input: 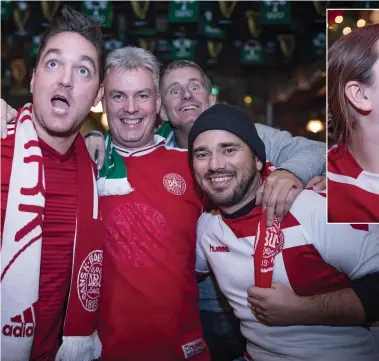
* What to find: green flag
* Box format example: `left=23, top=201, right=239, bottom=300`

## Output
left=261, top=1, right=291, bottom=25
left=240, top=41, right=264, bottom=64
left=168, top=0, right=199, bottom=23
left=172, top=38, right=196, bottom=60
left=82, top=1, right=112, bottom=28
left=1, top=0, right=12, bottom=20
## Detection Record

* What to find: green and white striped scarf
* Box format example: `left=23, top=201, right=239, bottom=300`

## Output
left=96, top=123, right=174, bottom=197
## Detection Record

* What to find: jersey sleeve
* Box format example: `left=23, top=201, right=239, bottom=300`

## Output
left=291, top=190, right=379, bottom=280
left=195, top=213, right=211, bottom=274
left=256, top=123, right=326, bottom=184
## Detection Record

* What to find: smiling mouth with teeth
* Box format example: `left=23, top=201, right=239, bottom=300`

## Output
left=210, top=176, right=233, bottom=184
left=181, top=105, right=199, bottom=112
left=120, top=118, right=142, bottom=125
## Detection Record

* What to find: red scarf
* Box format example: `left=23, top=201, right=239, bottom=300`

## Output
left=1, top=104, right=104, bottom=361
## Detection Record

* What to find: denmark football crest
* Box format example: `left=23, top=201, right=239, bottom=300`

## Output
left=77, top=250, right=103, bottom=312
left=163, top=173, right=186, bottom=195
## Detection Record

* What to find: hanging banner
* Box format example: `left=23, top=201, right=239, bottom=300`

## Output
left=260, top=1, right=291, bottom=25
left=240, top=40, right=264, bottom=64
left=168, top=1, right=199, bottom=23
left=202, top=10, right=225, bottom=39
left=128, top=0, right=155, bottom=34
left=312, top=1, right=330, bottom=16
left=13, top=1, right=30, bottom=36
left=246, top=11, right=262, bottom=39
left=207, top=40, right=223, bottom=65
left=82, top=1, right=112, bottom=28
left=41, top=1, right=60, bottom=26
left=138, top=38, right=156, bottom=53
left=10, top=59, right=28, bottom=96
left=172, top=38, right=196, bottom=60
left=1, top=0, right=13, bottom=20
left=130, top=0, right=150, bottom=24
left=277, top=34, right=295, bottom=59
left=218, top=0, right=236, bottom=25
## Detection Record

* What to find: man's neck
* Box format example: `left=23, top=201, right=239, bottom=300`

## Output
left=33, top=120, right=78, bottom=155
left=349, top=118, right=379, bottom=174
left=113, top=136, right=155, bottom=152
left=173, top=129, right=189, bottom=149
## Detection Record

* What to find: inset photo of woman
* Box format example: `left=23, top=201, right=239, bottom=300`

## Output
left=327, top=9, right=379, bottom=223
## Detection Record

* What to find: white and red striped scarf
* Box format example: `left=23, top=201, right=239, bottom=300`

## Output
left=1, top=104, right=103, bottom=361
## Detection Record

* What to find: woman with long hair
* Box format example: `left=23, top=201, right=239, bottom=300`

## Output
left=328, top=23, right=379, bottom=222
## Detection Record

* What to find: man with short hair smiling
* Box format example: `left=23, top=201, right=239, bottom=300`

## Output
left=95, top=46, right=210, bottom=361
left=190, top=104, right=379, bottom=361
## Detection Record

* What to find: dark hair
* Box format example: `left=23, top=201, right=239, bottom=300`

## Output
left=35, top=6, right=104, bottom=81
left=328, top=24, right=379, bottom=145
left=160, top=60, right=212, bottom=94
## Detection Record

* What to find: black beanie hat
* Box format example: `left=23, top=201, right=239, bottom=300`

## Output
left=188, top=104, right=266, bottom=165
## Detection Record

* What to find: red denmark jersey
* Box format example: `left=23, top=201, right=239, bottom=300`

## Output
left=98, top=138, right=209, bottom=361
left=328, top=143, right=379, bottom=223
left=1, top=121, right=77, bottom=361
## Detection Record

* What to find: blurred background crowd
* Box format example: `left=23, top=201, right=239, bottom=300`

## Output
left=2, top=1, right=379, bottom=142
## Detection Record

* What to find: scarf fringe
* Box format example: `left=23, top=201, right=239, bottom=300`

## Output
left=97, top=177, right=134, bottom=196
left=55, top=331, right=102, bottom=361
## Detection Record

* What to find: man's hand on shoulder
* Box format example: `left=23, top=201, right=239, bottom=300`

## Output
left=306, top=176, right=326, bottom=192
left=84, top=131, right=106, bottom=169
left=256, top=169, right=303, bottom=227
left=1, top=99, right=17, bottom=139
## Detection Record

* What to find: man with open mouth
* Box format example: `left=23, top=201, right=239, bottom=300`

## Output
left=1, top=7, right=104, bottom=361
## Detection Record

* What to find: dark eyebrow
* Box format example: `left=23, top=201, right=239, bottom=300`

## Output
left=138, top=88, right=153, bottom=94
left=81, top=55, right=97, bottom=74
left=41, top=48, right=61, bottom=61
left=193, top=142, right=241, bottom=153
left=193, top=146, right=208, bottom=153
left=110, top=89, right=126, bottom=97
left=219, top=142, right=241, bottom=148
left=188, top=77, right=203, bottom=84
left=41, top=48, right=97, bottom=74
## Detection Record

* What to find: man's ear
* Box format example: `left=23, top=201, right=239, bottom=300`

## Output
left=159, top=104, right=169, bottom=122
left=156, top=94, right=161, bottom=114
left=30, top=68, right=36, bottom=94
left=209, top=93, right=216, bottom=106
left=93, top=84, right=104, bottom=108
left=256, top=158, right=264, bottom=171
left=345, top=80, right=372, bottom=113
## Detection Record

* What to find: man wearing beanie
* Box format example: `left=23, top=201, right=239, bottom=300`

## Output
left=191, top=104, right=379, bottom=361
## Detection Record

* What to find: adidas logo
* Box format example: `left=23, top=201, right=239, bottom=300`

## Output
left=2, top=305, right=35, bottom=338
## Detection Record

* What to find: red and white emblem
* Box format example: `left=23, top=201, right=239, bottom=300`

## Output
left=254, top=216, right=284, bottom=271
left=163, top=173, right=186, bottom=195
left=262, top=217, right=284, bottom=259
left=77, top=250, right=103, bottom=312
